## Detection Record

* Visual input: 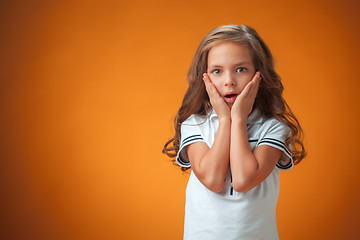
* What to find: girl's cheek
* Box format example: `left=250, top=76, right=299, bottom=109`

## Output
left=210, top=73, right=221, bottom=81
left=212, top=81, right=223, bottom=91
left=242, top=75, right=253, bottom=83
left=211, top=78, right=221, bottom=86
left=208, top=74, right=216, bottom=83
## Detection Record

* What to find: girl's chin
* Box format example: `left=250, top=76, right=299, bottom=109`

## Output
left=226, top=103, right=234, bottom=108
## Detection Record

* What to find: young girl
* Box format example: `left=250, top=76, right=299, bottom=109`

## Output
left=163, top=24, right=305, bottom=240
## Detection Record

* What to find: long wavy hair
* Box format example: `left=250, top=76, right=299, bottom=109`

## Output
left=163, top=24, right=306, bottom=171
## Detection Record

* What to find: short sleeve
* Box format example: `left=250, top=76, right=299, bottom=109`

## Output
left=257, top=120, right=293, bottom=170
left=175, top=115, right=206, bottom=168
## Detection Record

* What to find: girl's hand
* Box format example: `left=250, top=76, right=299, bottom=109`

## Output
left=203, top=73, right=231, bottom=120
left=231, top=72, right=261, bottom=122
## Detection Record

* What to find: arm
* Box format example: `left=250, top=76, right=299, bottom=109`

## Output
left=186, top=74, right=231, bottom=193
left=230, top=119, right=282, bottom=192
left=187, top=118, right=230, bottom=192
left=230, top=72, right=282, bottom=192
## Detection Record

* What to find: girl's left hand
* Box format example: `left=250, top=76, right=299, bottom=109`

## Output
left=203, top=73, right=231, bottom=120
left=231, top=72, right=261, bottom=122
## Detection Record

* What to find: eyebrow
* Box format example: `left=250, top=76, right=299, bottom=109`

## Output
left=208, top=61, right=251, bottom=68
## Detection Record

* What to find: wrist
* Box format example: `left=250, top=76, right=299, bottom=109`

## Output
left=231, top=117, right=247, bottom=126
left=219, top=116, right=231, bottom=123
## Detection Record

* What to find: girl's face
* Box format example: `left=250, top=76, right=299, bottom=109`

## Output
left=207, top=41, right=256, bottom=108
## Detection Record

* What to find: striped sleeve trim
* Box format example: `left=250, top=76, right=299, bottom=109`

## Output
left=257, top=137, right=293, bottom=170
left=180, top=134, right=203, bottom=148
left=276, top=159, right=293, bottom=169
left=176, top=156, right=191, bottom=167
left=176, top=134, right=204, bottom=168
left=258, top=138, right=291, bottom=157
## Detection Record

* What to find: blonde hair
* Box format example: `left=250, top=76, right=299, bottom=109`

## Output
left=163, top=24, right=306, bottom=171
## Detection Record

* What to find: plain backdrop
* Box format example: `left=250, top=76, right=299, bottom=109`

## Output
left=0, top=0, right=359, bottom=239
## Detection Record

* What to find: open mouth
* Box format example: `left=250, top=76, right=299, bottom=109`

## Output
left=224, top=93, right=238, bottom=103
left=225, top=94, right=238, bottom=98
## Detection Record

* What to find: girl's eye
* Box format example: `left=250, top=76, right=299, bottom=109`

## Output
left=212, top=69, right=221, bottom=74
left=236, top=67, right=247, bottom=72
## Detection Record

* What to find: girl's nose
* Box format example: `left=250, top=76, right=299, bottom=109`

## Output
left=224, top=73, right=236, bottom=86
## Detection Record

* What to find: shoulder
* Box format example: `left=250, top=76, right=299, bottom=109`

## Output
left=180, top=113, right=210, bottom=149
left=180, top=110, right=217, bottom=134
left=177, top=113, right=210, bottom=168
left=256, top=116, right=291, bottom=150
left=182, top=113, right=207, bottom=126
left=261, top=117, right=291, bottom=138
left=247, top=108, right=289, bottom=135
left=248, top=110, right=289, bottom=138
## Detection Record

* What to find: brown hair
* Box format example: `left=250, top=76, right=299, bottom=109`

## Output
left=163, top=24, right=306, bottom=171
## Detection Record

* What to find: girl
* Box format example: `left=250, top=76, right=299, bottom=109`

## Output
left=163, top=24, right=305, bottom=240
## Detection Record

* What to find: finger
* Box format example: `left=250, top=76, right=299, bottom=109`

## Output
left=241, top=80, right=254, bottom=98
left=203, top=74, right=212, bottom=93
left=253, top=72, right=261, bottom=96
left=203, top=73, right=215, bottom=88
left=253, top=75, right=261, bottom=96
left=249, top=72, right=261, bottom=97
left=203, top=74, right=218, bottom=101
left=240, top=71, right=261, bottom=99
left=204, top=74, right=221, bottom=98
left=203, top=74, right=212, bottom=95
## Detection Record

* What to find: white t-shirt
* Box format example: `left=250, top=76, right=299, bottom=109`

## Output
left=176, top=108, right=293, bottom=240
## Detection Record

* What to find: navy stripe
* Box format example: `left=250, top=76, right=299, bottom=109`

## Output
left=276, top=161, right=292, bottom=169
left=181, top=137, right=203, bottom=148
left=182, top=134, right=202, bottom=143
left=230, top=173, right=233, bottom=195
left=259, top=140, right=291, bottom=156
left=249, top=139, right=258, bottom=143
left=276, top=162, right=292, bottom=169
left=177, top=134, right=203, bottom=168
left=258, top=139, right=285, bottom=148
left=258, top=138, right=290, bottom=154
left=178, top=158, right=190, bottom=166
left=262, top=138, right=286, bottom=146
left=258, top=140, right=291, bottom=156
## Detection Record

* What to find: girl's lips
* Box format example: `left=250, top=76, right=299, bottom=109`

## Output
left=224, top=94, right=238, bottom=103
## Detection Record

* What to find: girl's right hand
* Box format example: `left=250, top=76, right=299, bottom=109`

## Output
left=203, top=73, right=231, bottom=120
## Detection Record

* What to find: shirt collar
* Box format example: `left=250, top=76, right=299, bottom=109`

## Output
left=209, top=108, right=263, bottom=124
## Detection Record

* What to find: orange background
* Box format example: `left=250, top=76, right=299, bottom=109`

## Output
left=0, top=0, right=359, bottom=239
